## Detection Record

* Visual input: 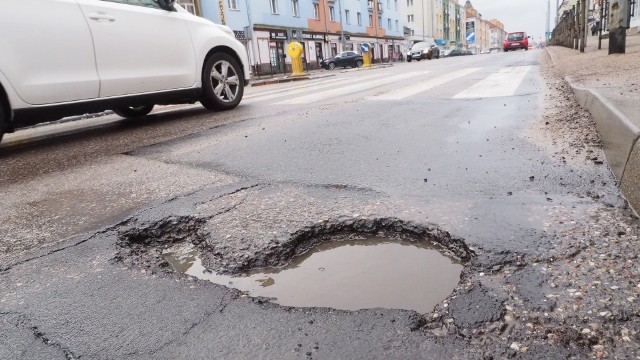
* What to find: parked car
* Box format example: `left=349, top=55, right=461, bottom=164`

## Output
left=443, top=49, right=473, bottom=57
left=321, top=51, right=364, bottom=69
left=406, top=42, right=440, bottom=62
left=0, top=0, right=251, bottom=143
left=504, top=32, right=530, bottom=52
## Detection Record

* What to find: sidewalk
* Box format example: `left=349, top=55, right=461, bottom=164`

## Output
left=546, top=34, right=640, bottom=214
left=250, top=62, right=395, bottom=86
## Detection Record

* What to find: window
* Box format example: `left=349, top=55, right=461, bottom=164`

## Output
left=313, top=3, right=319, bottom=19
left=378, top=15, right=382, bottom=28
left=107, top=0, right=162, bottom=9
left=291, top=0, right=299, bottom=16
left=407, top=0, right=413, bottom=6
left=178, top=0, right=196, bottom=14
left=369, top=14, right=373, bottom=26
left=345, top=9, right=350, bottom=24
left=388, top=18, right=391, bottom=29
left=357, top=12, right=362, bottom=25
left=395, top=19, right=399, bottom=31
left=228, top=0, right=238, bottom=10
left=270, top=0, right=278, bottom=14
left=395, top=0, right=398, bottom=10
left=387, top=0, right=390, bottom=8
left=329, top=6, right=335, bottom=21
left=407, top=14, right=414, bottom=23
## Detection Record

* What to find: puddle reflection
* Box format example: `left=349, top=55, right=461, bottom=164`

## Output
left=163, top=236, right=464, bottom=313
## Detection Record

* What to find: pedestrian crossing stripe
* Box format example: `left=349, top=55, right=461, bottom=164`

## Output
left=373, top=68, right=481, bottom=101
left=242, top=66, right=535, bottom=106
left=453, top=66, right=532, bottom=99
left=274, top=72, right=422, bottom=105
left=244, top=75, right=378, bottom=104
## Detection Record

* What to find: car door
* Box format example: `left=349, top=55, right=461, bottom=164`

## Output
left=77, top=0, right=197, bottom=98
left=344, top=52, right=357, bottom=66
left=334, top=53, right=344, bottom=67
left=0, top=0, right=99, bottom=105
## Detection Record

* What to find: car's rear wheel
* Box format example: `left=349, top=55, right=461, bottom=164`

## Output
left=201, top=52, right=244, bottom=111
left=328, top=62, right=336, bottom=70
left=113, top=105, right=154, bottom=119
left=407, top=58, right=412, bottom=62
left=355, top=60, right=363, bottom=68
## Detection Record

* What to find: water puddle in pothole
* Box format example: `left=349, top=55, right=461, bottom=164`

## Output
left=163, top=236, right=464, bottom=313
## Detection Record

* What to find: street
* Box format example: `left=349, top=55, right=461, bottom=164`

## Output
left=1, top=51, right=639, bottom=359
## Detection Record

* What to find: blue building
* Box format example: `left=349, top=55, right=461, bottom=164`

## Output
left=200, top=0, right=407, bottom=75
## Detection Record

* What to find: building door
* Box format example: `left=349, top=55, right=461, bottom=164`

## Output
left=330, top=43, right=338, bottom=57
left=269, top=41, right=286, bottom=74
left=315, top=42, right=323, bottom=68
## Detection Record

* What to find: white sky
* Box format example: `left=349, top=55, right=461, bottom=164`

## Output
left=467, top=0, right=557, bottom=42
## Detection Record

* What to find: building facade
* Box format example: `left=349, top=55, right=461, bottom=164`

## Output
left=202, top=0, right=405, bottom=75
left=401, top=0, right=437, bottom=46
left=464, top=1, right=494, bottom=53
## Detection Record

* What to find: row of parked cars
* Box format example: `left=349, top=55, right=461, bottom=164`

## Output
left=316, top=31, right=531, bottom=70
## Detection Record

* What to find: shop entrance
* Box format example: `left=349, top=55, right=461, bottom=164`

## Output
left=269, top=41, right=286, bottom=74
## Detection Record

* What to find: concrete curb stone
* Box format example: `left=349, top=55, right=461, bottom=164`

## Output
left=250, top=63, right=394, bottom=86
left=545, top=47, right=640, bottom=214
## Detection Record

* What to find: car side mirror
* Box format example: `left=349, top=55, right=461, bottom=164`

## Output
left=157, top=0, right=176, bottom=10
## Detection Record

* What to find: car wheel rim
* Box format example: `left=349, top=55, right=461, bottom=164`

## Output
left=210, top=60, right=240, bottom=103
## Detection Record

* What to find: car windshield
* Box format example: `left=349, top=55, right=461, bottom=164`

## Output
left=411, top=42, right=429, bottom=51
left=507, top=33, right=525, bottom=41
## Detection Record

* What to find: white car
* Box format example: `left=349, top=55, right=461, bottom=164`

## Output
left=0, top=0, right=251, bottom=142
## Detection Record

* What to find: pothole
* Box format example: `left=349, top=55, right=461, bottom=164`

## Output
left=162, top=234, right=464, bottom=313
left=117, top=216, right=473, bottom=313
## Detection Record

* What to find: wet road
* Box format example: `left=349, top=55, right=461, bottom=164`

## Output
left=1, top=51, right=638, bottom=359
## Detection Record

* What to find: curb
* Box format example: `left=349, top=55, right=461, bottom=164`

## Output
left=545, top=47, right=640, bottom=214
left=250, top=63, right=393, bottom=86
left=250, top=73, right=336, bottom=87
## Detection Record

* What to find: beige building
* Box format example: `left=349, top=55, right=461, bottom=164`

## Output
left=464, top=0, right=499, bottom=53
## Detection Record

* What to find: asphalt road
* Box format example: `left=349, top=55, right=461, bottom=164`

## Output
left=1, top=51, right=638, bottom=359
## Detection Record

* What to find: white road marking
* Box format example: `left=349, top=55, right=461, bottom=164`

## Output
left=275, top=72, right=421, bottom=105
left=453, top=66, right=532, bottom=99
left=243, top=75, right=376, bottom=104
left=244, top=77, right=345, bottom=99
left=373, top=68, right=480, bottom=100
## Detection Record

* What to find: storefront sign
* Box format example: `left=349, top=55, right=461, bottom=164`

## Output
left=302, top=33, right=326, bottom=41
left=269, top=30, right=288, bottom=40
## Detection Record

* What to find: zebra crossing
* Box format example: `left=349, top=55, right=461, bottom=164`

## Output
left=243, top=65, right=534, bottom=106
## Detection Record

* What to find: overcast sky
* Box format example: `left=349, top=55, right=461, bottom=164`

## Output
left=467, top=0, right=556, bottom=41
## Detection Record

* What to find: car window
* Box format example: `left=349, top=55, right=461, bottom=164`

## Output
left=411, top=42, right=429, bottom=51
left=101, top=0, right=163, bottom=9
left=347, top=52, right=357, bottom=56
left=507, top=33, right=525, bottom=41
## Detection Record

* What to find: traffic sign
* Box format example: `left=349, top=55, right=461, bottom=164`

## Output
left=361, top=43, right=370, bottom=53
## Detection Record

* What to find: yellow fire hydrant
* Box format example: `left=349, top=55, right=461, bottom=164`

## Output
left=362, top=43, right=372, bottom=68
left=287, top=41, right=306, bottom=77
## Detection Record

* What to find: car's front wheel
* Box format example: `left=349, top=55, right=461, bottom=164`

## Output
left=328, top=62, right=336, bottom=70
left=201, top=52, right=244, bottom=111
left=113, top=105, right=154, bottom=119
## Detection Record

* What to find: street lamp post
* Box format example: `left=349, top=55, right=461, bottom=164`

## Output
left=422, top=0, right=425, bottom=41
left=338, top=0, right=346, bottom=50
